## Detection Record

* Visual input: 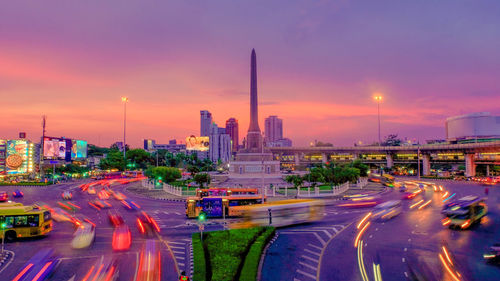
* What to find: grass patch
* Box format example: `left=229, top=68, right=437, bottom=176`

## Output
left=0, top=182, right=51, bottom=186
left=193, top=227, right=275, bottom=281
left=239, top=227, right=275, bottom=281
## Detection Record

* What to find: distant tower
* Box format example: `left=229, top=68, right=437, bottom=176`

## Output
left=225, top=118, right=239, bottom=152
left=200, top=110, right=212, bottom=137
left=265, top=116, right=283, bottom=143
left=246, top=49, right=263, bottom=151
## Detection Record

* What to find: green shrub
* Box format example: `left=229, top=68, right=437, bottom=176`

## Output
left=192, top=232, right=207, bottom=281
left=0, top=182, right=51, bottom=186
left=239, top=227, right=276, bottom=281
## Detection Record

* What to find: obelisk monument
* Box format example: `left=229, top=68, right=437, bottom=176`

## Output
left=246, top=48, right=262, bottom=151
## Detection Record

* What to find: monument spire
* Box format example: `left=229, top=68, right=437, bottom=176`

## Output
left=246, top=49, right=262, bottom=151
left=248, top=48, right=260, bottom=132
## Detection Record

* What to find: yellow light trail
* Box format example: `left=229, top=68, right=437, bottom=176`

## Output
left=410, top=199, right=424, bottom=209
left=418, top=200, right=432, bottom=210
left=354, top=222, right=371, bottom=247
left=357, top=212, right=372, bottom=229
left=357, top=240, right=369, bottom=281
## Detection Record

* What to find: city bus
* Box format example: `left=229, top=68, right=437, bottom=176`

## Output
left=185, top=195, right=265, bottom=218
left=441, top=196, right=487, bottom=229
left=194, top=188, right=259, bottom=198
left=0, top=204, right=52, bottom=241
left=230, top=199, right=325, bottom=228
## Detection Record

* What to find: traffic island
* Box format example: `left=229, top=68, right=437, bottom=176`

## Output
left=192, top=226, right=275, bottom=281
left=0, top=250, right=14, bottom=271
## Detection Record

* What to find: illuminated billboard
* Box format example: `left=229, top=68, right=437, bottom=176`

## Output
left=185, top=136, right=209, bottom=151
left=71, top=140, right=88, bottom=160
left=0, top=140, right=6, bottom=175
left=6, top=140, right=29, bottom=174
left=43, top=137, right=71, bottom=160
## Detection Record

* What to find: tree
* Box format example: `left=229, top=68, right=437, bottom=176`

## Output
left=351, top=160, right=369, bottom=177
left=307, top=168, right=325, bottom=189
left=186, top=165, right=200, bottom=177
left=285, top=175, right=304, bottom=189
left=99, top=150, right=125, bottom=171
left=145, top=166, right=182, bottom=183
left=110, top=143, right=130, bottom=151
left=126, top=149, right=153, bottom=170
left=194, top=173, right=211, bottom=188
left=88, top=144, right=110, bottom=157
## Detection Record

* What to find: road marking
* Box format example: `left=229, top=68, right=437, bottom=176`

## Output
left=169, top=245, right=185, bottom=250
left=299, top=262, right=317, bottom=271
left=402, top=258, right=405, bottom=262
left=293, top=279, right=302, bottom=281
left=280, top=232, right=327, bottom=246
left=0, top=250, right=15, bottom=274
left=316, top=222, right=353, bottom=281
left=173, top=250, right=184, bottom=255
left=304, top=249, right=320, bottom=257
left=176, top=256, right=185, bottom=260
left=404, top=248, right=407, bottom=252
left=133, top=251, right=139, bottom=281
left=297, top=269, right=317, bottom=280
left=301, top=255, right=319, bottom=263
left=404, top=272, right=408, bottom=278
left=308, top=244, right=322, bottom=251
left=168, top=241, right=186, bottom=245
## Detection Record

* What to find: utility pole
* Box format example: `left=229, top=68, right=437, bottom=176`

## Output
left=40, top=115, right=46, bottom=179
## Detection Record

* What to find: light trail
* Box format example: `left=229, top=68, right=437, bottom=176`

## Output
left=357, top=240, right=369, bottom=281
left=357, top=212, right=372, bottom=229
left=410, top=199, right=424, bottom=209
left=354, top=222, right=370, bottom=247
left=418, top=200, right=432, bottom=210
left=442, top=193, right=456, bottom=203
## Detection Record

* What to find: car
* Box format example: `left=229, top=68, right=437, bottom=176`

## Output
left=372, top=200, right=402, bottom=220
left=82, top=256, right=118, bottom=281
left=11, top=248, right=61, bottom=281
left=62, top=191, right=72, bottom=200
left=12, top=189, right=24, bottom=198
left=87, top=186, right=96, bottom=194
left=0, top=191, right=8, bottom=202
left=136, top=240, right=161, bottom=281
left=136, top=211, right=161, bottom=235
left=121, top=199, right=141, bottom=211
left=71, top=223, right=96, bottom=249
left=98, top=190, right=110, bottom=200
left=484, top=244, right=500, bottom=263
left=108, top=210, right=124, bottom=227
left=112, top=225, right=131, bottom=251
left=113, top=192, right=126, bottom=201
left=92, top=199, right=112, bottom=209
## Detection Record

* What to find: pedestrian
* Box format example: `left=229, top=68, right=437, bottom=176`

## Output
left=485, top=187, right=489, bottom=196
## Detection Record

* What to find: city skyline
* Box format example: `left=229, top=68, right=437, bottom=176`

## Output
left=2, top=1, right=500, bottom=148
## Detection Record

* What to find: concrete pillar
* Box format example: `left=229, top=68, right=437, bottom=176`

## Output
left=422, top=154, right=431, bottom=176
left=321, top=153, right=328, bottom=164
left=386, top=154, right=394, bottom=169
left=465, top=154, right=476, bottom=177
left=294, top=153, right=300, bottom=166
left=486, top=165, right=490, bottom=176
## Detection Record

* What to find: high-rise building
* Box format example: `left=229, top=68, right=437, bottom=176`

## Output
left=225, top=118, right=239, bottom=152
left=143, top=139, right=156, bottom=151
left=200, top=110, right=213, bottom=137
left=265, top=115, right=283, bottom=143
left=209, top=123, right=232, bottom=163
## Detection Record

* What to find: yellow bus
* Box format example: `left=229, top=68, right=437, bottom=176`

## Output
left=186, top=195, right=265, bottom=218
left=231, top=199, right=325, bottom=228
left=0, top=204, right=52, bottom=241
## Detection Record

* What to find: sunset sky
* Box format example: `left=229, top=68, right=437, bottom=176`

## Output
left=1, top=1, right=500, bottom=148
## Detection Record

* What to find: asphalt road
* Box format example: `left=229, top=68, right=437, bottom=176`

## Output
left=1, top=179, right=499, bottom=281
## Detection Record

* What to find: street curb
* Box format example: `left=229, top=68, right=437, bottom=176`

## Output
left=0, top=250, right=15, bottom=274
left=257, top=232, right=279, bottom=281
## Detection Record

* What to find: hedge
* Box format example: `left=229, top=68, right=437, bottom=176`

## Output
left=0, top=182, right=52, bottom=186
left=420, top=176, right=454, bottom=180
left=239, top=227, right=276, bottom=281
left=192, top=232, right=208, bottom=281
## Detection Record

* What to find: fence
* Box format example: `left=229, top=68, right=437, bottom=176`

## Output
left=353, top=177, right=368, bottom=189
left=141, top=179, right=184, bottom=196
left=296, top=182, right=350, bottom=198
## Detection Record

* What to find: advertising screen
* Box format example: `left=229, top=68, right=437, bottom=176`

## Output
left=185, top=136, right=209, bottom=151
left=71, top=140, right=88, bottom=159
left=6, top=140, right=28, bottom=174
left=0, top=140, right=6, bottom=175
left=44, top=137, right=71, bottom=160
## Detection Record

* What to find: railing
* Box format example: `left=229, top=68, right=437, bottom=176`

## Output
left=353, top=177, right=368, bottom=189
left=141, top=179, right=194, bottom=197
left=295, top=182, right=350, bottom=198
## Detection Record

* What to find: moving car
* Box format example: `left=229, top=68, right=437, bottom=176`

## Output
left=87, top=186, right=96, bottom=194
left=71, top=222, right=96, bottom=249
left=136, top=240, right=161, bottom=281
left=113, top=192, right=126, bottom=201
left=61, top=191, right=72, bottom=200
left=81, top=256, right=119, bottom=281
left=483, top=244, right=500, bottom=263
left=12, top=189, right=24, bottom=198
left=108, top=210, right=124, bottom=226
left=112, top=225, right=131, bottom=251
left=372, top=200, right=402, bottom=220
left=98, top=190, right=110, bottom=200
left=136, top=211, right=161, bottom=235
left=121, top=199, right=141, bottom=210
left=442, top=195, right=487, bottom=229
left=0, top=191, right=8, bottom=202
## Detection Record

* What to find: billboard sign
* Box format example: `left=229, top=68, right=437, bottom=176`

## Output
left=71, top=140, right=88, bottom=160
left=0, top=140, right=6, bottom=175
left=6, top=140, right=29, bottom=174
left=185, top=136, right=209, bottom=151
left=43, top=137, right=71, bottom=160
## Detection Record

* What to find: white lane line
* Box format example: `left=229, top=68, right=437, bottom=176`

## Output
left=308, top=244, right=322, bottom=251
left=169, top=245, right=185, bottom=250
left=299, top=261, right=317, bottom=271
left=176, top=256, right=185, bottom=260
left=173, top=250, right=184, bottom=255
left=301, top=255, right=319, bottom=263
left=297, top=269, right=317, bottom=280
left=280, top=232, right=326, bottom=246
left=293, top=278, right=302, bottom=281
left=402, top=258, right=406, bottom=262
left=404, top=272, right=409, bottom=278
left=304, top=249, right=320, bottom=257
left=404, top=248, right=407, bottom=252
left=178, top=262, right=185, bottom=267
left=168, top=241, right=186, bottom=245
left=133, top=253, right=139, bottom=281
left=175, top=212, right=181, bottom=215
left=290, top=230, right=332, bottom=239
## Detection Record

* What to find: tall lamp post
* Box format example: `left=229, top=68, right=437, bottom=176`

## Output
left=121, top=97, right=129, bottom=170
left=373, top=95, right=383, bottom=145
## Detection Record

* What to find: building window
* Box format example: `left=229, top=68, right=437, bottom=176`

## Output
left=239, top=167, right=243, bottom=174
left=267, top=166, right=271, bottom=174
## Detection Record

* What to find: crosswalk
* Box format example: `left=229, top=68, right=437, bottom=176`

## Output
left=166, top=239, right=193, bottom=277
left=280, top=224, right=346, bottom=280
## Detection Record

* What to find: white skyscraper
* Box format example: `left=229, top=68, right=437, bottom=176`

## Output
left=200, top=110, right=213, bottom=137
left=209, top=123, right=232, bottom=163
left=265, top=115, right=283, bottom=143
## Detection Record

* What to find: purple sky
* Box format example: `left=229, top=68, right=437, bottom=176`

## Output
left=1, top=0, right=499, bottom=147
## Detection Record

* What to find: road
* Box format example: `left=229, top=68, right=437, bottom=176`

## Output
left=1, top=179, right=499, bottom=280
left=262, top=179, right=500, bottom=281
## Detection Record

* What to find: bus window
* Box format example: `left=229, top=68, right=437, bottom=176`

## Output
left=43, top=211, right=51, bottom=221
left=14, top=215, right=28, bottom=227
left=3, top=216, right=14, bottom=228
left=28, top=215, right=39, bottom=227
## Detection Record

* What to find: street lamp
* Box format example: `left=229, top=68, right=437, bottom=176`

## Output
left=121, top=97, right=129, bottom=170
left=1, top=222, right=6, bottom=254
left=373, top=95, right=383, bottom=145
